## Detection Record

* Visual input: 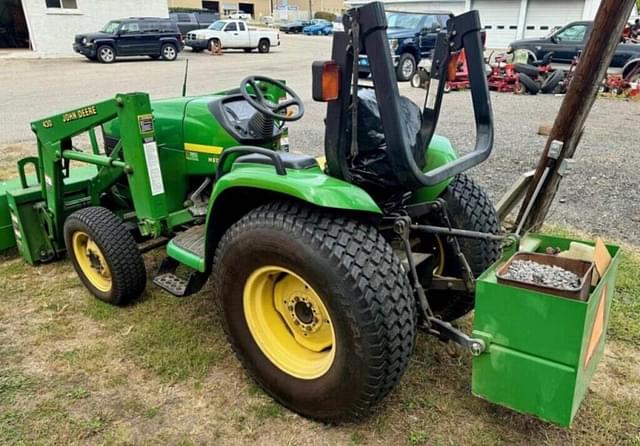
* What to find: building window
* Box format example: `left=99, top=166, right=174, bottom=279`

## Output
left=202, top=1, right=220, bottom=12
left=46, top=0, right=78, bottom=9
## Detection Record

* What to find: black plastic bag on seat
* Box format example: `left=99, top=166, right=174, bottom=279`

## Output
left=348, top=88, right=424, bottom=192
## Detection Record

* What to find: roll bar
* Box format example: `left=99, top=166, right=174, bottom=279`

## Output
left=326, top=2, right=493, bottom=188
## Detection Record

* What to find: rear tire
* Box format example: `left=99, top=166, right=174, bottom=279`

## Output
left=161, top=43, right=178, bottom=61
left=258, top=39, right=270, bottom=53
left=215, top=201, right=416, bottom=422
left=64, top=207, right=146, bottom=306
left=418, top=175, right=501, bottom=321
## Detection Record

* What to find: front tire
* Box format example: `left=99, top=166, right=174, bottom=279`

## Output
left=96, top=45, right=115, bottom=63
left=64, top=207, right=146, bottom=305
left=396, top=53, right=416, bottom=82
left=215, top=202, right=416, bottom=422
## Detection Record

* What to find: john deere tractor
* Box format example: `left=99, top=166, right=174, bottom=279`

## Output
left=0, top=2, right=503, bottom=421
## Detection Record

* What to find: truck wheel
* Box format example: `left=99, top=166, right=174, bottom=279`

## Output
left=96, top=45, right=115, bottom=63
left=258, top=39, right=270, bottom=53
left=396, top=53, right=416, bottom=82
left=417, top=175, right=501, bottom=321
left=214, top=201, right=416, bottom=422
left=64, top=207, right=146, bottom=306
left=161, top=43, right=178, bottom=61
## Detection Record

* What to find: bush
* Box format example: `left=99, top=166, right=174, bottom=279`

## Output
left=314, top=11, right=337, bottom=22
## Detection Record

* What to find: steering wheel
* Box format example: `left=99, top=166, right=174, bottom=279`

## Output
left=240, top=75, right=304, bottom=122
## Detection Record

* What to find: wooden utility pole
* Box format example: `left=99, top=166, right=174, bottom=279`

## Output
left=515, top=0, right=637, bottom=232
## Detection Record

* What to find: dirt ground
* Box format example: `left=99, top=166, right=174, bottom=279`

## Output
left=1, top=34, right=640, bottom=445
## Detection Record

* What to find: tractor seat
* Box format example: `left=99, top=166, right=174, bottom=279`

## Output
left=235, top=152, right=318, bottom=170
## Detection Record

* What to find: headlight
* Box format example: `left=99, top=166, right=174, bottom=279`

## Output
left=389, top=38, right=399, bottom=52
left=81, top=37, right=87, bottom=45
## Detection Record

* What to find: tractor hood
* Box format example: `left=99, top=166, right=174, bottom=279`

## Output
left=386, top=27, right=417, bottom=39
left=75, top=32, right=115, bottom=43
left=510, top=37, right=550, bottom=47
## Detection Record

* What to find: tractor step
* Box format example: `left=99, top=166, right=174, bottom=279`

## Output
left=172, top=225, right=205, bottom=258
left=166, top=225, right=206, bottom=272
left=152, top=257, right=207, bottom=297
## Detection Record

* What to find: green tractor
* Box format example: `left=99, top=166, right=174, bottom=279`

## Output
left=1, top=2, right=503, bottom=421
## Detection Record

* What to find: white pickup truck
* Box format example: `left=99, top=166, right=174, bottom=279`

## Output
left=185, top=20, right=279, bottom=53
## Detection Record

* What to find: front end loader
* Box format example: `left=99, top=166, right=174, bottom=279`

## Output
left=0, top=1, right=619, bottom=426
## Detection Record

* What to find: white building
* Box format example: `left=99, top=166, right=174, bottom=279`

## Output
left=1, top=0, right=169, bottom=56
left=347, top=0, right=612, bottom=48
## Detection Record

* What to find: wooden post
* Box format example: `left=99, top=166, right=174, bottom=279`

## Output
left=514, top=0, right=636, bottom=232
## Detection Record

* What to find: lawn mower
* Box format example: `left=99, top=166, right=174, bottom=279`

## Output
left=0, top=1, right=620, bottom=427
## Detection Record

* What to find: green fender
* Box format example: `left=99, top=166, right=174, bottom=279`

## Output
left=200, top=162, right=382, bottom=271
left=411, top=134, right=459, bottom=203
left=208, top=163, right=382, bottom=214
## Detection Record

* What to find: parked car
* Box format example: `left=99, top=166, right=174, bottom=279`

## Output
left=229, top=11, right=252, bottom=20
left=509, top=20, right=640, bottom=79
left=303, top=20, right=331, bottom=35
left=185, top=20, right=279, bottom=53
left=358, top=10, right=451, bottom=81
left=279, top=20, right=313, bottom=34
left=170, top=11, right=219, bottom=36
left=73, top=17, right=183, bottom=63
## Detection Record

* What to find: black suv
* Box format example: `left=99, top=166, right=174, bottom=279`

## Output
left=73, top=17, right=183, bottom=63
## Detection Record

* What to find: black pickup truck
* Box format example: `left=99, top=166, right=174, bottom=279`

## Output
left=170, top=11, right=219, bottom=36
left=358, top=10, right=451, bottom=81
left=509, top=20, right=640, bottom=78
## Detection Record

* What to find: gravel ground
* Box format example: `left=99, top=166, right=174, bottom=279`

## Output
left=1, top=33, right=638, bottom=245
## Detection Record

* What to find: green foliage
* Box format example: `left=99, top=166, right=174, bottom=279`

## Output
left=314, top=11, right=337, bottom=22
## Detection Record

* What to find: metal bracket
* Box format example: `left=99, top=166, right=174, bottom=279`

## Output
left=427, top=317, right=486, bottom=356
left=547, top=139, right=563, bottom=159
left=558, top=158, right=575, bottom=176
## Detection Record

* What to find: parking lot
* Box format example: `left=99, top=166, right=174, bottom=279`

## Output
left=1, top=33, right=638, bottom=244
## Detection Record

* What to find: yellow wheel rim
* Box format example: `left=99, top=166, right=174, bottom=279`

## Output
left=243, top=266, right=336, bottom=380
left=71, top=231, right=112, bottom=292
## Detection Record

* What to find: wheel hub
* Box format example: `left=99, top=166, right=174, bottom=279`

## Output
left=71, top=231, right=112, bottom=292
left=243, top=266, right=335, bottom=379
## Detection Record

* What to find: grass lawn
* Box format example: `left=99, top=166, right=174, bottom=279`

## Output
left=0, top=230, right=639, bottom=446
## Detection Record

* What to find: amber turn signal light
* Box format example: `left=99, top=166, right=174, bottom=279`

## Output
left=312, top=61, right=340, bottom=102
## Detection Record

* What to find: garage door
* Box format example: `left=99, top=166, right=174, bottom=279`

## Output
left=524, top=0, right=585, bottom=38
left=471, top=0, right=521, bottom=48
left=383, top=1, right=466, bottom=15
